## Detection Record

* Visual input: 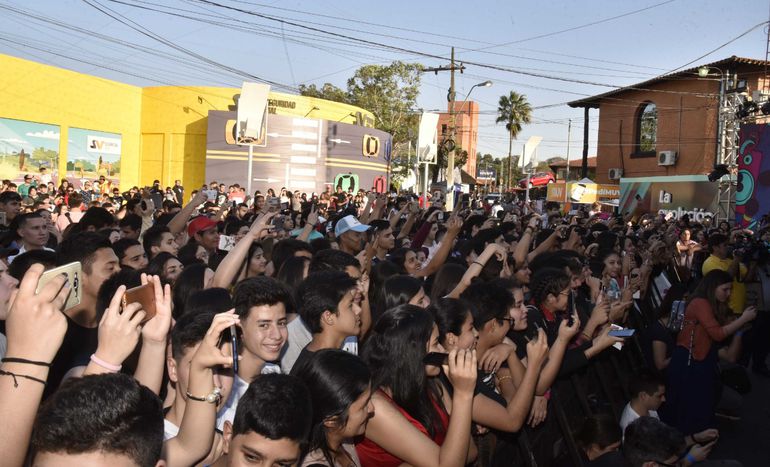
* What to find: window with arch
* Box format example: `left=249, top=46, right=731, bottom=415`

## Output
left=635, top=101, right=657, bottom=155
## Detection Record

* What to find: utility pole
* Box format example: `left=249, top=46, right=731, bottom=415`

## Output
left=424, top=47, right=464, bottom=208
left=565, top=119, right=572, bottom=181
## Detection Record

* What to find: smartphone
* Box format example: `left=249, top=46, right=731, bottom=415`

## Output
left=218, top=235, right=236, bottom=251
left=268, top=197, right=281, bottom=211
left=608, top=328, right=635, bottom=338
left=122, top=282, right=157, bottom=324
left=205, top=189, right=219, bottom=201
left=36, top=261, right=82, bottom=311
left=437, top=212, right=444, bottom=222
left=223, top=325, right=239, bottom=374
left=423, top=352, right=449, bottom=366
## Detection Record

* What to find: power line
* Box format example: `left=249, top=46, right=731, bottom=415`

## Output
left=463, top=0, right=678, bottom=51
left=81, top=0, right=299, bottom=91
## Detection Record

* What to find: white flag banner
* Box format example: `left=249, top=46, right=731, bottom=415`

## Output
left=417, top=112, right=440, bottom=163
left=520, top=136, right=542, bottom=169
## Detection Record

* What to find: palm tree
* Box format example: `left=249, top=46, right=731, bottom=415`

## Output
left=496, top=91, right=532, bottom=190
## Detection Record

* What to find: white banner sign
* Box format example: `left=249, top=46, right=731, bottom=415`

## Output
left=417, top=112, right=440, bottom=163
left=87, top=135, right=121, bottom=155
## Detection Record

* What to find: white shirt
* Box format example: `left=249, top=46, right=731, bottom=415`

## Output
left=280, top=317, right=358, bottom=373
left=7, top=245, right=55, bottom=264
left=163, top=419, right=180, bottom=441
left=620, top=402, right=659, bottom=436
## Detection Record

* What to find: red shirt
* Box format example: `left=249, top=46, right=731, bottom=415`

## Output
left=676, top=298, right=727, bottom=361
left=356, top=390, right=449, bottom=467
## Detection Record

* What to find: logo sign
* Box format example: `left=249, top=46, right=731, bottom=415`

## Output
left=659, top=190, right=673, bottom=204
left=334, top=173, right=359, bottom=192
left=477, top=169, right=496, bottom=180
left=87, top=135, right=121, bottom=155
left=362, top=135, right=380, bottom=158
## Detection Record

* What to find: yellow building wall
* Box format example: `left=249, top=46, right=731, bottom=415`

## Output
left=0, top=53, right=143, bottom=187
left=139, top=86, right=373, bottom=189
left=0, top=53, right=374, bottom=191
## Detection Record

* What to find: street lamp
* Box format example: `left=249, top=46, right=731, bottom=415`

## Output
left=446, top=80, right=493, bottom=207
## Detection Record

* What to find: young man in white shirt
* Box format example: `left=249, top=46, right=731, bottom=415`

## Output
left=620, top=373, right=666, bottom=434
left=8, top=212, right=53, bottom=263
left=216, top=277, right=290, bottom=430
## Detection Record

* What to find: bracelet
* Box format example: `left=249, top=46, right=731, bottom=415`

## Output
left=0, top=369, right=46, bottom=387
left=685, top=453, right=697, bottom=464
left=186, top=387, right=222, bottom=404
left=90, top=354, right=122, bottom=372
left=2, top=357, right=51, bottom=367
left=473, top=261, right=485, bottom=267
left=496, top=375, right=512, bottom=384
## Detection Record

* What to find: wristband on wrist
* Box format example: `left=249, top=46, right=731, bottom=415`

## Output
left=473, top=261, right=485, bottom=267
left=186, top=387, right=222, bottom=404
left=685, top=453, right=697, bottom=464
left=90, top=354, right=122, bottom=372
left=2, top=357, right=51, bottom=367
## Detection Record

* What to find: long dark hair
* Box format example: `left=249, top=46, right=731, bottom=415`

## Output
left=529, top=267, right=571, bottom=307
left=428, top=298, right=470, bottom=346
left=430, top=263, right=467, bottom=302
left=293, top=350, right=370, bottom=466
left=361, top=304, right=445, bottom=438
left=688, top=269, right=733, bottom=324
left=171, top=263, right=208, bottom=318
left=374, top=275, right=423, bottom=324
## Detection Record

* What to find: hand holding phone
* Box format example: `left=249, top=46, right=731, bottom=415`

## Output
left=608, top=328, right=635, bottom=338
left=194, top=311, right=241, bottom=380
left=36, top=262, right=82, bottom=311
left=123, top=282, right=157, bottom=324
left=423, top=351, right=449, bottom=366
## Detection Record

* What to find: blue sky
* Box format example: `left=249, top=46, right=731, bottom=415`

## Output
left=0, top=0, right=767, bottom=162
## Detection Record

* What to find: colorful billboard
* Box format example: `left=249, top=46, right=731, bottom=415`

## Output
left=0, top=117, right=60, bottom=184
left=205, top=111, right=391, bottom=194
left=66, top=127, right=122, bottom=190
left=737, top=124, right=770, bottom=229
left=619, top=175, right=719, bottom=221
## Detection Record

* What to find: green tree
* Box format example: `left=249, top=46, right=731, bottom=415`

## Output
left=496, top=91, right=532, bottom=190
left=300, top=61, right=424, bottom=188
left=297, top=83, right=348, bottom=103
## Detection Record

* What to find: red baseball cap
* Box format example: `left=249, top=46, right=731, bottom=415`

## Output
left=188, top=216, right=218, bottom=238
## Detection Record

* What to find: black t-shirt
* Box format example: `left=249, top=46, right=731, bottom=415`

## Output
left=640, top=319, right=674, bottom=372
left=289, top=346, right=316, bottom=375
left=44, top=314, right=98, bottom=399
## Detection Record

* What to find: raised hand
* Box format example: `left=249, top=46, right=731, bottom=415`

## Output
left=93, top=286, right=145, bottom=366
left=190, top=310, right=240, bottom=371
left=526, top=328, right=549, bottom=369
left=4, top=264, right=69, bottom=363
left=445, top=348, right=478, bottom=395
left=139, top=275, right=172, bottom=345
left=557, top=313, right=581, bottom=343
left=192, top=189, right=208, bottom=206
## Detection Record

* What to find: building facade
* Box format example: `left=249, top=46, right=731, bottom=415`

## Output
left=0, top=53, right=374, bottom=190
left=437, top=100, right=479, bottom=178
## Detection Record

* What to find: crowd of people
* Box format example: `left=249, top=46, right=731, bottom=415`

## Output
left=0, top=173, right=768, bottom=467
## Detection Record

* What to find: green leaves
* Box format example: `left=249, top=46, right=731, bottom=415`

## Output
left=299, top=61, right=423, bottom=146
left=496, top=91, right=532, bottom=139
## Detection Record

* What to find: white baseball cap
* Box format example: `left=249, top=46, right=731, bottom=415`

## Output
left=334, top=215, right=371, bottom=237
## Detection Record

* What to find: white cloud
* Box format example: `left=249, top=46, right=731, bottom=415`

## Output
left=0, top=138, right=28, bottom=144
left=25, top=130, right=60, bottom=140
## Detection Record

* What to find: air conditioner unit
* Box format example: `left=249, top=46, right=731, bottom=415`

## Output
left=608, top=168, right=623, bottom=180
left=658, top=151, right=677, bottom=166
